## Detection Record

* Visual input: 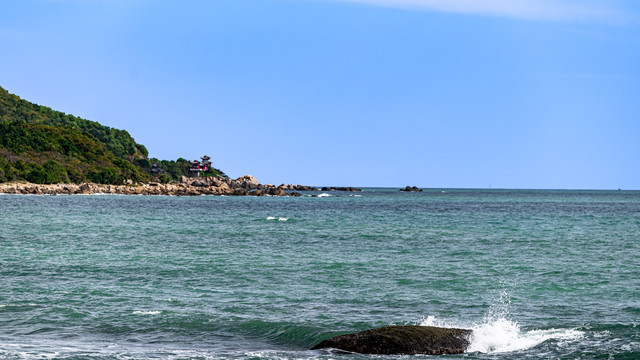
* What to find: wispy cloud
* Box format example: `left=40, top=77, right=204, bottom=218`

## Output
left=330, top=0, right=625, bottom=21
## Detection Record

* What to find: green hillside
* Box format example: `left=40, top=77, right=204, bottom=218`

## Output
left=0, top=121, right=149, bottom=184
left=0, top=86, right=225, bottom=184
left=0, top=86, right=147, bottom=160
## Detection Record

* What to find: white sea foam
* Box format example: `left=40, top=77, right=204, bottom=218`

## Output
left=419, top=315, right=583, bottom=354
left=420, top=289, right=584, bottom=355
left=317, top=193, right=331, bottom=198
left=266, top=217, right=289, bottom=221
left=469, top=318, right=583, bottom=353
left=132, top=310, right=161, bottom=315
left=0, top=303, right=37, bottom=309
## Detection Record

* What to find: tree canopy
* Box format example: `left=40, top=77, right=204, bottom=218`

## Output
left=0, top=86, right=227, bottom=185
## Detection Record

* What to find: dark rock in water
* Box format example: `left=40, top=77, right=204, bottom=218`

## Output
left=321, top=187, right=362, bottom=192
left=311, top=325, right=472, bottom=355
left=400, top=186, right=423, bottom=192
left=293, top=185, right=319, bottom=191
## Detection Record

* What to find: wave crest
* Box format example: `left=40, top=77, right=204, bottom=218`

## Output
left=469, top=318, right=583, bottom=353
left=420, top=315, right=582, bottom=353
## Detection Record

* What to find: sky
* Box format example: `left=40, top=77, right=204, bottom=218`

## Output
left=1, top=0, right=639, bottom=189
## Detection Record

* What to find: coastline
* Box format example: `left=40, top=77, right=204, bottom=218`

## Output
left=0, top=175, right=318, bottom=196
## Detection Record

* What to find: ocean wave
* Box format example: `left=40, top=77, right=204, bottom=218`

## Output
left=419, top=315, right=584, bottom=354
left=317, top=193, right=331, bottom=198
left=0, top=303, right=38, bottom=309
left=132, top=310, right=162, bottom=315
left=266, top=217, right=289, bottom=221
left=468, top=318, right=583, bottom=353
left=419, top=289, right=584, bottom=354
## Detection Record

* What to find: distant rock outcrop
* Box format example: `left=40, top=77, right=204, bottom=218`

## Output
left=278, top=184, right=319, bottom=191
left=321, top=187, right=362, bottom=192
left=311, top=325, right=472, bottom=355
left=400, top=186, right=423, bottom=192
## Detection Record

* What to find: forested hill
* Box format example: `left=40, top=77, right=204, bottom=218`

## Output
left=0, top=86, right=226, bottom=184
left=0, top=86, right=147, bottom=160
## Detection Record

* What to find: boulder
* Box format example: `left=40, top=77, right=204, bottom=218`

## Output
left=311, top=325, right=471, bottom=355
left=233, top=175, right=260, bottom=189
left=78, top=183, right=93, bottom=194
left=233, top=188, right=249, bottom=196
left=268, top=188, right=287, bottom=196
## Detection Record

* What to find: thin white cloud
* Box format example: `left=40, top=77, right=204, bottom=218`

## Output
left=330, top=0, right=624, bottom=21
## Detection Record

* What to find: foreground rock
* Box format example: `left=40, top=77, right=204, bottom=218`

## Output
left=311, top=325, right=472, bottom=355
left=0, top=175, right=311, bottom=197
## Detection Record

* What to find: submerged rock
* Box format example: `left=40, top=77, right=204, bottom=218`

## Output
left=311, top=325, right=472, bottom=355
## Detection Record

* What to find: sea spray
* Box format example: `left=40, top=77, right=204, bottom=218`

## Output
left=419, top=315, right=583, bottom=354
left=419, top=290, right=584, bottom=354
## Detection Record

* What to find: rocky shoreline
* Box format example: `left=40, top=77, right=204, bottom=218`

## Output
left=0, top=175, right=321, bottom=197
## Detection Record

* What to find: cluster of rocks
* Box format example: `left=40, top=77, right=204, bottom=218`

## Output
left=275, top=184, right=318, bottom=191
left=400, top=186, right=423, bottom=192
left=311, top=325, right=472, bottom=355
left=321, top=187, right=362, bottom=192
left=0, top=175, right=313, bottom=197
left=184, top=175, right=318, bottom=192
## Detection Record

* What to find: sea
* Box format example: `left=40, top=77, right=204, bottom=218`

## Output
left=0, top=189, right=639, bottom=359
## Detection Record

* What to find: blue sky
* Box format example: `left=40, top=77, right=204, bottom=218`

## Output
left=1, top=0, right=639, bottom=189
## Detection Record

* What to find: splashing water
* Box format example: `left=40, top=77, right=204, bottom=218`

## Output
left=420, top=315, right=583, bottom=354
left=419, top=290, right=584, bottom=354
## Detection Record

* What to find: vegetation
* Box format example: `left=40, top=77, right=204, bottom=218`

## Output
left=0, top=86, right=227, bottom=185
left=0, top=86, right=147, bottom=160
left=0, top=122, right=148, bottom=184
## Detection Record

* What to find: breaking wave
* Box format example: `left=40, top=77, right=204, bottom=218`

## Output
left=266, top=217, right=289, bottom=221
left=420, top=290, right=584, bottom=354
left=132, top=310, right=161, bottom=315
left=419, top=315, right=582, bottom=354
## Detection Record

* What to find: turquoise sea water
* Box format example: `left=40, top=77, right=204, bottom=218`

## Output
left=0, top=189, right=639, bottom=359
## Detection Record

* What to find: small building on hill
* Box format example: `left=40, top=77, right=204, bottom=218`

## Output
left=189, top=155, right=212, bottom=177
